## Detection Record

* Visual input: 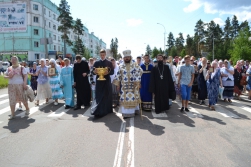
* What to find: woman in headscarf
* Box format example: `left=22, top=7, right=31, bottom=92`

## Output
left=4, top=56, right=30, bottom=120
left=234, top=61, right=245, bottom=100
left=35, top=59, right=52, bottom=106
left=221, top=60, right=234, bottom=102
left=206, top=61, right=223, bottom=110
left=197, top=57, right=208, bottom=105
left=48, top=59, right=63, bottom=105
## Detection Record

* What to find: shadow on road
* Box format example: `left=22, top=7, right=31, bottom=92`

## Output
left=3, top=117, right=35, bottom=133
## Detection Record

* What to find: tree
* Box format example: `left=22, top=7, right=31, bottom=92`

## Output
left=229, top=28, right=251, bottom=63
left=185, top=35, right=194, bottom=55
left=167, top=32, right=175, bottom=52
left=151, top=47, right=160, bottom=59
left=175, top=32, right=184, bottom=55
left=231, top=15, right=239, bottom=38
left=159, top=48, right=163, bottom=54
left=169, top=47, right=177, bottom=57
left=110, top=38, right=119, bottom=59
left=83, top=48, right=91, bottom=60
left=72, top=18, right=85, bottom=55
left=146, top=45, right=152, bottom=55
left=180, top=49, right=186, bottom=57
left=57, top=0, right=73, bottom=57
left=239, top=20, right=250, bottom=32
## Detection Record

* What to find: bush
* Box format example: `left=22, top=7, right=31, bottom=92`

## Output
left=0, top=76, right=8, bottom=89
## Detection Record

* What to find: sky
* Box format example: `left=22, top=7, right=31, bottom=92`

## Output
left=52, top=0, right=251, bottom=58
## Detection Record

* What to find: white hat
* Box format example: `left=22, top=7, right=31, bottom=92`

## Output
left=123, top=50, right=131, bottom=58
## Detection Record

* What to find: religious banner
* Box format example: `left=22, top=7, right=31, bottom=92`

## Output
left=0, top=2, right=27, bottom=33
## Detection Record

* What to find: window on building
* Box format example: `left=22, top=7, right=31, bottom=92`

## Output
left=53, top=14, right=56, bottom=20
left=33, top=4, right=38, bottom=11
left=34, top=41, right=39, bottom=47
left=44, top=20, right=46, bottom=26
left=91, top=51, right=93, bottom=53
left=91, top=40, right=92, bottom=42
left=33, top=16, right=39, bottom=23
left=49, top=33, right=51, bottom=37
left=49, top=11, right=51, bottom=17
left=74, top=36, right=77, bottom=40
left=53, top=25, right=56, bottom=30
left=62, top=47, right=64, bottom=52
left=91, top=45, right=93, bottom=48
left=53, top=35, right=56, bottom=40
left=44, top=8, right=46, bottom=14
left=35, top=53, right=40, bottom=59
left=34, top=29, right=39, bottom=35
left=54, top=45, right=56, bottom=50
left=58, top=46, right=60, bottom=51
left=49, top=22, right=51, bottom=28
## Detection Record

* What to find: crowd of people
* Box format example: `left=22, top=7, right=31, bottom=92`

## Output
left=3, top=50, right=251, bottom=120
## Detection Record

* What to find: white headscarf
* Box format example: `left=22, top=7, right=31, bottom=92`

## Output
left=49, top=58, right=61, bottom=74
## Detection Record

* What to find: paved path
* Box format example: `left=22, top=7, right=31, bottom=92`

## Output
left=0, top=88, right=251, bottom=167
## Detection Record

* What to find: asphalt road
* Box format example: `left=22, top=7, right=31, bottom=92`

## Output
left=0, top=87, right=251, bottom=167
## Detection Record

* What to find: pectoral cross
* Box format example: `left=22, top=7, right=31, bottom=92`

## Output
left=160, top=75, right=163, bottom=79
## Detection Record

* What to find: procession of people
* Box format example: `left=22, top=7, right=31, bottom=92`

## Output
left=3, top=49, right=251, bottom=120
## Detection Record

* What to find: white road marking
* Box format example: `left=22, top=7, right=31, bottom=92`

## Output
left=113, top=120, right=126, bottom=167
left=0, top=99, right=9, bottom=105
left=232, top=100, right=251, bottom=113
left=0, top=94, right=8, bottom=98
left=0, top=104, right=19, bottom=116
left=126, top=117, right=134, bottom=167
left=174, top=101, right=203, bottom=118
left=47, top=106, right=70, bottom=117
left=215, top=104, right=240, bottom=119
left=151, top=111, right=168, bottom=118
left=16, top=101, right=51, bottom=117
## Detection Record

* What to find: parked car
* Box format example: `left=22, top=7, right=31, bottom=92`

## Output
left=2, top=62, right=10, bottom=72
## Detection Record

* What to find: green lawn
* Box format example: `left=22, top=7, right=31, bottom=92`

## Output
left=0, top=75, right=8, bottom=89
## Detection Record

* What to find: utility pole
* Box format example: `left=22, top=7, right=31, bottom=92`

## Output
left=212, top=34, right=215, bottom=61
left=157, top=23, right=166, bottom=54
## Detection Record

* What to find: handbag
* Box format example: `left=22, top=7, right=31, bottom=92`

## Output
left=240, top=76, right=247, bottom=86
left=219, top=86, right=224, bottom=100
left=21, top=67, right=35, bottom=102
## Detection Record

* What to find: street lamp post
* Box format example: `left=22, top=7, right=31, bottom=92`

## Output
left=157, top=23, right=166, bottom=54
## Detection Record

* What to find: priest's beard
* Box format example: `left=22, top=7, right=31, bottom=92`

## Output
left=124, top=59, right=131, bottom=64
left=158, top=60, right=163, bottom=66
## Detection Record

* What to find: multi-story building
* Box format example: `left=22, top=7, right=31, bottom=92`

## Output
left=0, top=0, right=106, bottom=62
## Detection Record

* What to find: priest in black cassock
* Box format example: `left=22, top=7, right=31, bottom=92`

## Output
left=92, top=49, right=114, bottom=118
left=149, top=54, right=175, bottom=114
left=73, top=55, right=91, bottom=110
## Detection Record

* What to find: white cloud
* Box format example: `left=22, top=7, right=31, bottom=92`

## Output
left=213, top=18, right=224, bottom=26
left=126, top=18, right=143, bottom=27
left=183, top=0, right=251, bottom=21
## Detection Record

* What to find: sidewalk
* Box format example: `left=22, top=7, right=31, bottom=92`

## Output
left=0, top=87, right=8, bottom=95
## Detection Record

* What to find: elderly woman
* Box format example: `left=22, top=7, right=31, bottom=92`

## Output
left=221, top=60, right=234, bottom=102
left=35, top=59, right=52, bottom=106
left=234, top=61, right=245, bottom=100
left=48, top=59, right=63, bottom=105
left=206, top=61, right=223, bottom=110
left=4, top=56, right=30, bottom=120
left=246, top=66, right=251, bottom=100
left=197, top=57, right=208, bottom=105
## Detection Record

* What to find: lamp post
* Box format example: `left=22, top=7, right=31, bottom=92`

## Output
left=157, top=23, right=166, bottom=54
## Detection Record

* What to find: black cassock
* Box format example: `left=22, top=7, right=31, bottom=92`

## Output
left=149, top=63, right=175, bottom=114
left=92, top=59, right=114, bottom=117
left=73, top=60, right=91, bottom=107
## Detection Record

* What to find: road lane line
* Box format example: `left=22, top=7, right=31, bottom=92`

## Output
left=0, top=99, right=9, bottom=105
left=16, top=101, right=51, bottom=117
left=174, top=101, right=203, bottom=118
left=113, top=120, right=126, bottom=167
left=231, top=100, right=251, bottom=113
left=0, top=104, right=19, bottom=116
left=126, top=118, right=134, bottom=167
left=215, top=104, right=240, bottom=119
left=0, top=94, right=8, bottom=98
left=47, top=105, right=70, bottom=117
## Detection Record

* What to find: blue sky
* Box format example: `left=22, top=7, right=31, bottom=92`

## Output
left=53, top=0, right=251, bottom=58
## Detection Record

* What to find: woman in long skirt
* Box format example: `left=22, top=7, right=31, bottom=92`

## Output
left=234, top=62, right=245, bottom=100
left=221, top=60, right=234, bottom=102
left=30, top=62, right=38, bottom=95
left=206, top=61, right=223, bottom=110
left=35, top=59, right=52, bottom=106
left=48, top=59, right=63, bottom=105
left=197, top=57, right=208, bottom=105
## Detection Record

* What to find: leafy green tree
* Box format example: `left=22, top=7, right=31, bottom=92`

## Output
left=159, top=48, right=163, bottom=54
left=186, top=35, right=194, bottom=55
left=229, top=28, right=251, bottom=63
left=239, top=20, right=250, bottom=32
left=146, top=45, right=152, bottom=55
left=180, top=49, right=186, bottom=57
left=175, top=32, right=184, bottom=55
left=151, top=47, right=160, bottom=59
left=169, top=47, right=177, bottom=57
left=167, top=32, right=175, bottom=52
left=110, top=38, right=119, bottom=59
left=83, top=48, right=91, bottom=60
left=57, top=0, right=73, bottom=57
